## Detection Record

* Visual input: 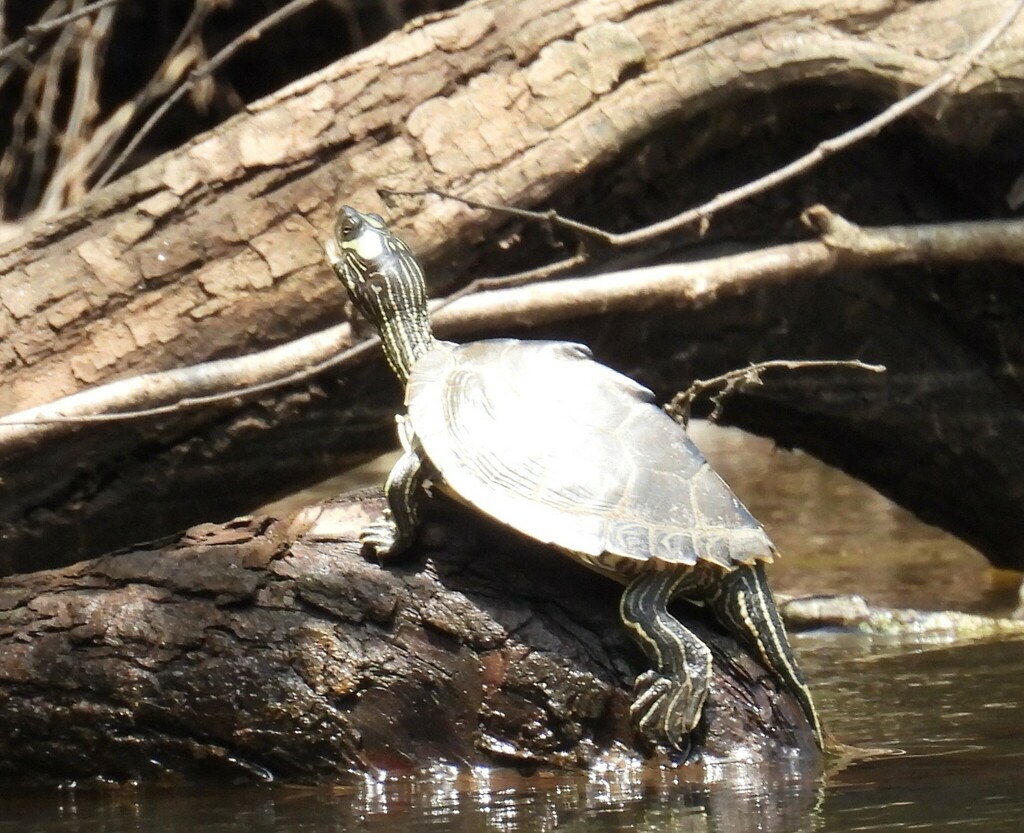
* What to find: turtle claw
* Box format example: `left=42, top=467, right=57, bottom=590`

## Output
left=632, top=670, right=673, bottom=720
left=630, top=670, right=695, bottom=755
left=360, top=516, right=406, bottom=558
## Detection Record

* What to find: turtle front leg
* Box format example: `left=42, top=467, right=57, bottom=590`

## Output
left=620, top=570, right=712, bottom=754
left=362, top=419, right=428, bottom=558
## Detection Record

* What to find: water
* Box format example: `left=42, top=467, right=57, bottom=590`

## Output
left=5, top=423, right=1023, bottom=831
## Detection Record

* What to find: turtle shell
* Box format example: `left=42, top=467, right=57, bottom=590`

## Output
left=406, top=339, right=775, bottom=574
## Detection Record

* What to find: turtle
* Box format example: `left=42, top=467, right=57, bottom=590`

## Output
left=325, top=205, right=823, bottom=755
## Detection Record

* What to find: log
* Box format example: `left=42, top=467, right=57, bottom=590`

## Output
left=0, top=492, right=816, bottom=783
left=1, top=0, right=1024, bottom=570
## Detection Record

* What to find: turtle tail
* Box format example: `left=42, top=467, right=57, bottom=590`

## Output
left=709, top=562, right=825, bottom=750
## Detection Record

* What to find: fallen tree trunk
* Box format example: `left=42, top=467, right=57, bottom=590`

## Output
left=1, top=0, right=1024, bottom=571
left=0, top=492, right=817, bottom=783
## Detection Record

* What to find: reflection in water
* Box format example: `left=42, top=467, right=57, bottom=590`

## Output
left=808, top=638, right=1024, bottom=833
left=7, top=424, right=1023, bottom=831
left=0, top=761, right=826, bottom=833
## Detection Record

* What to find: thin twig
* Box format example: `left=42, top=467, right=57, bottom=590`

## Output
left=382, top=185, right=594, bottom=282
left=430, top=248, right=590, bottom=303
left=95, top=0, right=323, bottom=189
left=74, top=0, right=212, bottom=194
left=0, top=0, right=61, bottom=86
left=666, top=360, right=886, bottom=427
left=0, top=1, right=66, bottom=208
left=0, top=0, right=121, bottom=64
left=386, top=0, right=1024, bottom=247
left=40, top=1, right=116, bottom=213
left=25, top=0, right=119, bottom=35
left=380, top=186, right=615, bottom=245
left=17, top=5, right=77, bottom=215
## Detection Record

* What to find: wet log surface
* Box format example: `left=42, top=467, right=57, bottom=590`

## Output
left=0, top=492, right=817, bottom=784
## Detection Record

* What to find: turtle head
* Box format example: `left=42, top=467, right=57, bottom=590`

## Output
left=328, top=206, right=428, bottom=328
left=327, top=206, right=435, bottom=380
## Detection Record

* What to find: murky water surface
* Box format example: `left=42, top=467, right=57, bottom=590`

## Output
left=5, top=424, right=1023, bottom=831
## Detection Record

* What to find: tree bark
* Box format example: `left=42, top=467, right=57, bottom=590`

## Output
left=0, top=491, right=817, bottom=783
left=1, top=0, right=1024, bottom=570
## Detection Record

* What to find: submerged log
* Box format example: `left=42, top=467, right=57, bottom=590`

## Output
left=0, top=492, right=817, bottom=783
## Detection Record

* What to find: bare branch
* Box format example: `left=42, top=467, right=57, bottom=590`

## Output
left=39, top=1, right=116, bottom=213
left=430, top=212, right=1024, bottom=335
left=11, top=4, right=77, bottom=215
left=665, top=360, right=886, bottom=428
left=380, top=186, right=617, bottom=247
left=389, top=0, right=1024, bottom=248
left=0, top=321, right=358, bottom=442
left=25, top=0, right=120, bottom=37
left=95, top=0, right=324, bottom=189
left=0, top=0, right=121, bottom=66
left=801, top=205, right=1024, bottom=263
left=40, top=0, right=212, bottom=210
left=614, top=0, right=1024, bottom=246
left=1, top=210, right=1021, bottom=451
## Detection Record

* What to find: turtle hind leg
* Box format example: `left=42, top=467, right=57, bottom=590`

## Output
left=704, top=561, right=824, bottom=749
left=620, top=570, right=713, bottom=754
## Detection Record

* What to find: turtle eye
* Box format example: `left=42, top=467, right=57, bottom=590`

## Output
left=337, top=207, right=365, bottom=242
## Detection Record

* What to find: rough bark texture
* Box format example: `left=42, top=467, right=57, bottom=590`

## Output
left=1, top=0, right=1024, bottom=570
left=0, top=492, right=816, bottom=783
